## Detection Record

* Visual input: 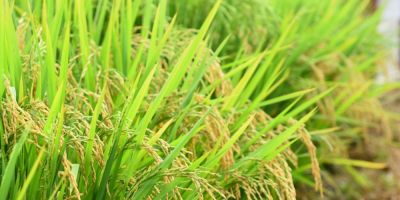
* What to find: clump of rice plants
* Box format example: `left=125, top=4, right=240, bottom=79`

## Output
left=0, top=0, right=329, bottom=199
left=167, top=0, right=400, bottom=198
left=1, top=0, right=398, bottom=199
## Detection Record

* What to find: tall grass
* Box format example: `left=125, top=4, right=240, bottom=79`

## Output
left=167, top=0, right=400, bottom=197
left=0, top=0, right=397, bottom=199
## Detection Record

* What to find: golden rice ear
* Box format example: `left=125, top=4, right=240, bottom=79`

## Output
left=299, top=126, right=323, bottom=195
left=205, top=61, right=233, bottom=97
left=61, top=153, right=81, bottom=199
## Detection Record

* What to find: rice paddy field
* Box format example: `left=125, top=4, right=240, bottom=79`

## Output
left=1, top=0, right=400, bottom=199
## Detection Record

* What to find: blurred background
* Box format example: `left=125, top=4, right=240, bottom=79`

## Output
left=376, top=0, right=400, bottom=82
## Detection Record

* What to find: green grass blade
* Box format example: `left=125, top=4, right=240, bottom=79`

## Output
left=0, top=131, right=29, bottom=200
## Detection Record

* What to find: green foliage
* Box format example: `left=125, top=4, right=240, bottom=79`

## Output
left=0, top=0, right=397, bottom=199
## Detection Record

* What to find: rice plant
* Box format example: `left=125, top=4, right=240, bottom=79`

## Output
left=0, top=0, right=398, bottom=199
left=167, top=0, right=400, bottom=198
